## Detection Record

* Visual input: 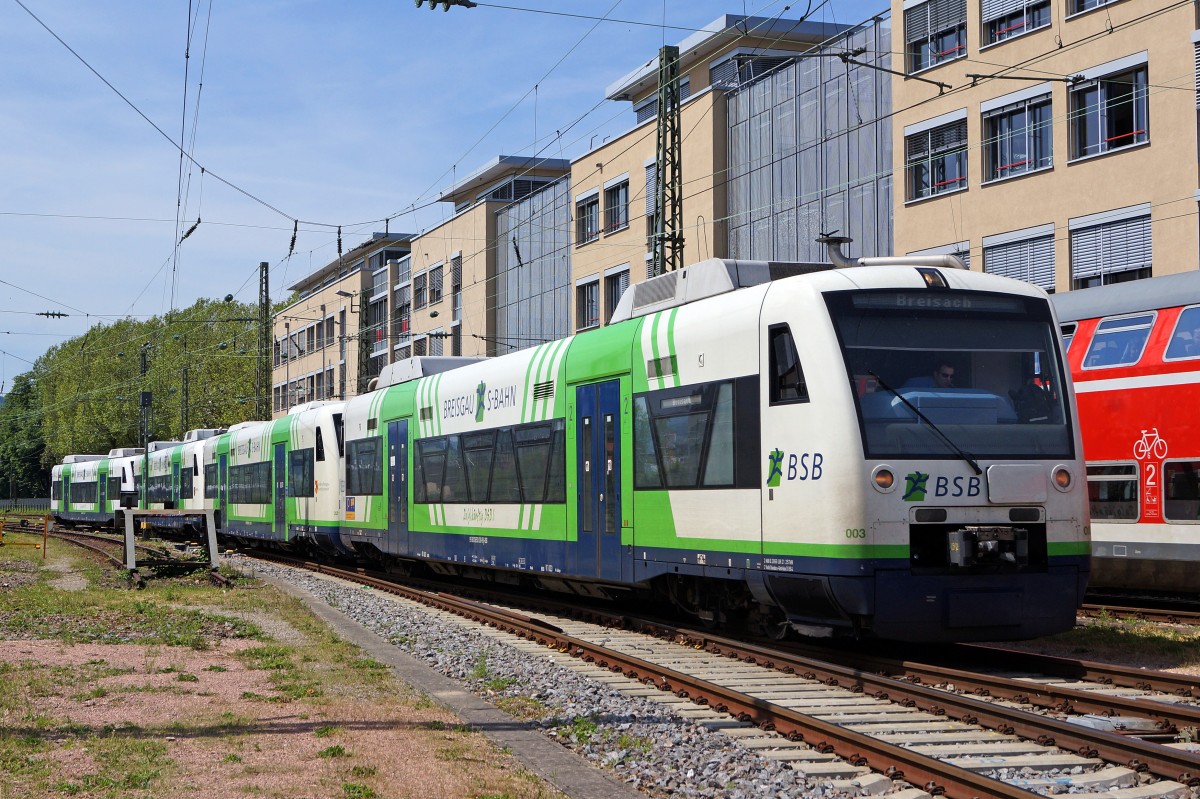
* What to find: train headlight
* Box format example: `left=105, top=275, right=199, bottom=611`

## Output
left=1052, top=466, right=1072, bottom=491
left=872, top=466, right=896, bottom=492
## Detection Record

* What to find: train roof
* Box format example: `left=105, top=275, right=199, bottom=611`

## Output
left=610, top=258, right=831, bottom=322
left=147, top=440, right=184, bottom=452
left=183, top=428, right=226, bottom=443
left=62, top=454, right=105, bottom=464
left=107, top=447, right=144, bottom=457
left=376, top=356, right=489, bottom=389
left=1051, top=270, right=1200, bottom=323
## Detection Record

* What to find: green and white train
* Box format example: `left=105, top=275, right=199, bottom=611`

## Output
left=52, top=254, right=1090, bottom=641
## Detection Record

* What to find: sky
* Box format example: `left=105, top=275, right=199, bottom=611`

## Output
left=0, top=0, right=883, bottom=390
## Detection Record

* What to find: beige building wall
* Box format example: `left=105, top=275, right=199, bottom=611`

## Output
left=567, top=83, right=730, bottom=332
left=405, top=203, right=496, bottom=359
left=892, top=0, right=1198, bottom=289
left=273, top=273, right=368, bottom=416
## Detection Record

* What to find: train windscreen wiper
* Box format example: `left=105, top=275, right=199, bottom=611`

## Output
left=869, top=372, right=983, bottom=476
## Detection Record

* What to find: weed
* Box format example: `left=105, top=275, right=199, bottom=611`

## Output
left=223, top=753, right=243, bottom=763
left=617, top=733, right=653, bottom=753
left=318, top=745, right=349, bottom=758
left=350, top=765, right=377, bottom=778
left=314, top=725, right=341, bottom=738
left=483, top=675, right=517, bottom=691
left=564, top=715, right=599, bottom=744
left=468, top=651, right=490, bottom=680
left=72, top=686, right=109, bottom=701
left=495, top=695, right=550, bottom=720
left=203, top=664, right=228, bottom=672
left=342, top=782, right=378, bottom=798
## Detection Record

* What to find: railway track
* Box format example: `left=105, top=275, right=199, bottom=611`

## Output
left=1081, top=602, right=1200, bottom=627
left=249, top=553, right=1200, bottom=799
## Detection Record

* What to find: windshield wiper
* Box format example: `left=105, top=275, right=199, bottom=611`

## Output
left=869, top=372, right=983, bottom=476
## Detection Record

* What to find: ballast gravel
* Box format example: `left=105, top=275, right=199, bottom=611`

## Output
left=236, top=558, right=856, bottom=799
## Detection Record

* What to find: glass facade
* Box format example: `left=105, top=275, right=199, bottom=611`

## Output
left=726, top=14, right=893, bottom=262
left=494, top=177, right=571, bottom=354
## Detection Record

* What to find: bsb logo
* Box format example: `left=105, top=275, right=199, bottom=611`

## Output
left=766, top=448, right=824, bottom=487
left=903, top=470, right=981, bottom=501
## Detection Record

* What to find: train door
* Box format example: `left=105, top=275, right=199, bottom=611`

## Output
left=274, top=444, right=287, bottom=538
left=171, top=461, right=181, bottom=510
left=63, top=473, right=71, bottom=513
left=218, top=455, right=228, bottom=520
left=387, top=420, right=408, bottom=555
left=574, top=380, right=623, bottom=581
left=98, top=468, right=108, bottom=511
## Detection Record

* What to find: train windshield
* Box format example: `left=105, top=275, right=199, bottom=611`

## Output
left=826, top=289, right=1074, bottom=460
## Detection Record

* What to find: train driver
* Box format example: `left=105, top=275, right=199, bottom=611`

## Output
left=932, top=362, right=955, bottom=388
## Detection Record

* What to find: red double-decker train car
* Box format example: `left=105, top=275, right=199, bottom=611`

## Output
left=1052, top=272, right=1200, bottom=595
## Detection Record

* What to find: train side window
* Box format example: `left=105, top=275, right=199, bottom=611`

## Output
left=1086, top=462, right=1139, bottom=521
left=204, top=464, right=218, bottom=498
left=289, top=449, right=315, bottom=498
left=1060, top=322, right=1076, bottom=351
left=345, top=438, right=383, bottom=496
left=768, top=324, right=809, bottom=404
left=1163, top=460, right=1200, bottom=522
left=51, top=480, right=61, bottom=501
left=332, top=413, right=346, bottom=457
left=315, top=428, right=325, bottom=462
left=1164, top=306, right=1200, bottom=361
left=1082, top=313, right=1155, bottom=369
left=180, top=468, right=194, bottom=500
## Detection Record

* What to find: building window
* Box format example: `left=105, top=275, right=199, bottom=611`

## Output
left=906, top=118, right=967, bottom=200
left=983, top=228, right=1055, bottom=292
left=576, top=280, right=599, bottom=330
left=451, top=325, right=462, bottom=356
left=1070, top=0, right=1119, bottom=15
left=450, top=255, right=462, bottom=322
left=983, top=0, right=1049, bottom=45
left=414, top=272, right=427, bottom=309
left=984, top=94, right=1051, bottom=181
left=1070, top=209, right=1151, bottom=288
left=905, top=0, right=967, bottom=73
left=413, top=337, right=427, bottom=357
left=604, top=181, right=629, bottom=233
left=395, top=284, right=411, bottom=337
left=1070, top=65, right=1148, bottom=159
left=429, top=329, right=444, bottom=356
left=429, top=265, right=444, bottom=305
left=604, top=268, right=629, bottom=323
left=576, top=194, right=599, bottom=245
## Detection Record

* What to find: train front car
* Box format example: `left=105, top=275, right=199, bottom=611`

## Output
left=801, top=265, right=1089, bottom=640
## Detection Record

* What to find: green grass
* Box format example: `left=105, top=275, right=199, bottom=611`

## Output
left=1042, top=614, right=1200, bottom=664
left=342, top=782, right=378, bottom=798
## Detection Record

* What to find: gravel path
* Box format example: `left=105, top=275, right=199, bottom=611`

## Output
left=234, top=557, right=859, bottom=799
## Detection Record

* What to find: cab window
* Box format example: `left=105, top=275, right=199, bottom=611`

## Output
left=768, top=324, right=808, bottom=404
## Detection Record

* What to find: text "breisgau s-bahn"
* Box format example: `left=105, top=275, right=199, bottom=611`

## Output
left=52, top=250, right=1090, bottom=642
